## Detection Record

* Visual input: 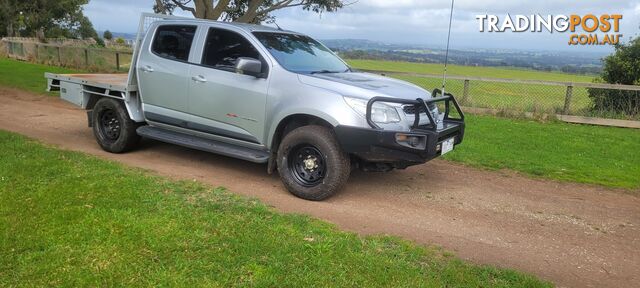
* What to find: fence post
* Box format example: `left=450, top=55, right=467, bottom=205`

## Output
left=34, top=44, right=38, bottom=61
left=57, top=46, right=61, bottom=65
left=116, top=52, right=120, bottom=71
left=84, top=49, right=89, bottom=67
left=563, top=85, right=574, bottom=114
left=462, top=79, right=470, bottom=104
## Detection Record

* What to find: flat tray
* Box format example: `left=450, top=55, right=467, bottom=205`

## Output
left=45, top=73, right=136, bottom=92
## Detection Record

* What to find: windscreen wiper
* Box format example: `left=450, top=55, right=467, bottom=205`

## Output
left=310, top=70, right=342, bottom=74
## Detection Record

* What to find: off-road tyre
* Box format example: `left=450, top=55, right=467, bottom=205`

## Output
left=92, top=97, right=140, bottom=153
left=277, top=125, right=351, bottom=200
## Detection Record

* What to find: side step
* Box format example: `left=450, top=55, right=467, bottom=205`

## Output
left=137, top=126, right=270, bottom=163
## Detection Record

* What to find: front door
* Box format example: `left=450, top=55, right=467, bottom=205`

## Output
left=188, top=27, right=269, bottom=144
left=137, top=24, right=196, bottom=115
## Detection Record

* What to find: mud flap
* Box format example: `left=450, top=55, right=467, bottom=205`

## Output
left=87, top=110, right=93, bottom=127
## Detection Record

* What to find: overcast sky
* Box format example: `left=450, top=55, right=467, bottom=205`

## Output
left=84, top=0, right=640, bottom=52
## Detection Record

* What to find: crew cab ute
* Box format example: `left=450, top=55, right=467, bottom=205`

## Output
left=45, top=13, right=465, bottom=200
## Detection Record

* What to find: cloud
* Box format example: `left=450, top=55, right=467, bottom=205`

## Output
left=83, top=0, right=640, bottom=51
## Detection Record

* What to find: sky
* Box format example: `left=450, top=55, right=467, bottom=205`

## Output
left=84, top=0, right=640, bottom=52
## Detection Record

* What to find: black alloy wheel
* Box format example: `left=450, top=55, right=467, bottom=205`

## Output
left=276, top=125, right=351, bottom=201
left=288, top=144, right=326, bottom=187
left=99, top=108, right=121, bottom=140
left=91, top=97, right=140, bottom=153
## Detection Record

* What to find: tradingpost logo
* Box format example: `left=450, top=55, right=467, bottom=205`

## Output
left=476, top=14, right=623, bottom=46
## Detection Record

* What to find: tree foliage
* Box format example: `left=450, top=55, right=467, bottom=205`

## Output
left=154, top=0, right=345, bottom=23
left=0, top=0, right=98, bottom=41
left=0, top=0, right=22, bottom=36
left=103, top=30, right=113, bottom=40
left=588, top=37, right=640, bottom=116
left=600, top=37, right=640, bottom=86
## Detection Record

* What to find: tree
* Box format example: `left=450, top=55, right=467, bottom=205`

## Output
left=103, top=30, right=113, bottom=40
left=588, top=36, right=640, bottom=116
left=76, top=15, right=97, bottom=39
left=0, top=0, right=90, bottom=39
left=41, top=9, right=98, bottom=40
left=22, top=0, right=89, bottom=39
left=153, top=0, right=345, bottom=23
left=0, top=0, right=26, bottom=36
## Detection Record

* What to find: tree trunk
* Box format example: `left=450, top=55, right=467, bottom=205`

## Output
left=6, top=22, right=13, bottom=37
left=193, top=0, right=207, bottom=18
left=36, top=27, right=45, bottom=40
left=154, top=0, right=169, bottom=14
left=194, top=0, right=220, bottom=20
left=235, top=0, right=264, bottom=23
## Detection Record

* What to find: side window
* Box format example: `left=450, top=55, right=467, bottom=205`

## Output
left=202, top=28, right=262, bottom=72
left=151, top=25, right=196, bottom=62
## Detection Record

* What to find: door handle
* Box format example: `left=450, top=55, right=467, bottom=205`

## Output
left=191, top=75, right=207, bottom=83
left=141, top=65, right=154, bottom=73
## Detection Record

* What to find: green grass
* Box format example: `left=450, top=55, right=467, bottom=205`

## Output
left=347, top=59, right=595, bottom=82
left=0, top=130, right=550, bottom=287
left=444, top=115, right=640, bottom=189
left=347, top=59, right=599, bottom=116
left=391, top=74, right=591, bottom=114
left=0, top=57, right=80, bottom=94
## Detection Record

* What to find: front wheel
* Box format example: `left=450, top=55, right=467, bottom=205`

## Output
left=92, top=97, right=140, bottom=153
left=277, top=125, right=351, bottom=201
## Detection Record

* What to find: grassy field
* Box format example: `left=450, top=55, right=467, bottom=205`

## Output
left=0, top=58, right=80, bottom=94
left=0, top=130, right=550, bottom=287
left=392, top=74, right=592, bottom=114
left=346, top=59, right=595, bottom=82
left=4, top=41, right=132, bottom=72
left=444, top=115, right=640, bottom=189
left=347, top=59, right=597, bottom=116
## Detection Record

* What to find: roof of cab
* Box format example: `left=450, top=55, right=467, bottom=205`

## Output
left=158, top=18, right=299, bottom=34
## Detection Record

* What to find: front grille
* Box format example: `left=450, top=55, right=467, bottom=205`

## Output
left=402, top=105, right=427, bottom=115
left=403, top=103, right=437, bottom=115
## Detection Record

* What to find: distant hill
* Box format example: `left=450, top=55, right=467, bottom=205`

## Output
left=97, top=31, right=136, bottom=41
left=321, top=39, right=608, bottom=75
left=320, top=39, right=408, bottom=51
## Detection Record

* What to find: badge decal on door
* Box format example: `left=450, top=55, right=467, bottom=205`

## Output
left=226, top=113, right=257, bottom=122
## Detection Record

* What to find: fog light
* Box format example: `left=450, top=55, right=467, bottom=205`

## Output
left=408, top=136, right=420, bottom=147
left=395, top=133, right=426, bottom=149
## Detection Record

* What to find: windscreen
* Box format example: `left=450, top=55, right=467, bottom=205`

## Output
left=253, top=32, right=349, bottom=74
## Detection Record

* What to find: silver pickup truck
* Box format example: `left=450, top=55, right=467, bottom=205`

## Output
left=46, top=13, right=465, bottom=200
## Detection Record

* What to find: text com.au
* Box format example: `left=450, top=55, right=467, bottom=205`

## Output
left=476, top=14, right=623, bottom=46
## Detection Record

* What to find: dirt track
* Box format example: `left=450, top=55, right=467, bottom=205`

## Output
left=0, top=88, right=638, bottom=287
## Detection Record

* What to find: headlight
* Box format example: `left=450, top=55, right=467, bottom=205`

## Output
left=343, top=97, right=401, bottom=124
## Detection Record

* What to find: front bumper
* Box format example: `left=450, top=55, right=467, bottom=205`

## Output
left=335, top=90, right=465, bottom=169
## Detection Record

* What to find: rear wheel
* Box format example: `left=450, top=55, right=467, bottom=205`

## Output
left=92, top=97, right=140, bottom=153
left=277, top=125, right=350, bottom=200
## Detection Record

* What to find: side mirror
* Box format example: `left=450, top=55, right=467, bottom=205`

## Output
left=235, top=57, right=262, bottom=78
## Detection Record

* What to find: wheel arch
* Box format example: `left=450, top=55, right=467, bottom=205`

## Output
left=267, top=113, right=337, bottom=174
left=85, top=92, right=145, bottom=125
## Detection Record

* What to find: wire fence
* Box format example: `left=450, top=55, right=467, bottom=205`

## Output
left=1, top=39, right=132, bottom=72
left=0, top=40, right=8, bottom=58
left=368, top=71, right=640, bottom=124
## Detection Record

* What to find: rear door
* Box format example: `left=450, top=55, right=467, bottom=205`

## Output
left=137, top=24, right=197, bottom=116
left=188, top=27, right=270, bottom=145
